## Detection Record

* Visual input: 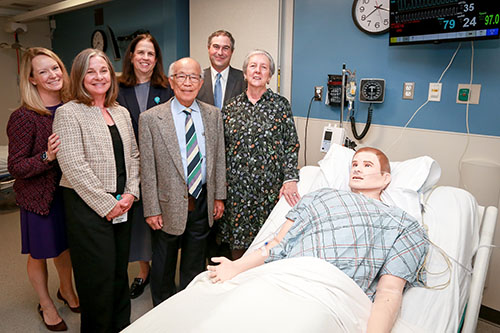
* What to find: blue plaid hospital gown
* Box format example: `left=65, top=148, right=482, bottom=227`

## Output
left=266, top=188, right=428, bottom=300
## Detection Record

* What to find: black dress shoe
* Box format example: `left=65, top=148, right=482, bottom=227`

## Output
left=57, top=289, right=80, bottom=313
left=38, top=304, right=68, bottom=331
left=130, top=274, right=150, bottom=299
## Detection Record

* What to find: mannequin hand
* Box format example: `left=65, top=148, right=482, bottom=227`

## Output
left=207, top=257, right=238, bottom=283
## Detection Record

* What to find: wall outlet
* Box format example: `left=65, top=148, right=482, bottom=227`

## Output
left=428, top=82, right=442, bottom=102
left=456, top=83, right=481, bottom=104
left=314, top=86, right=323, bottom=101
left=403, top=82, right=414, bottom=100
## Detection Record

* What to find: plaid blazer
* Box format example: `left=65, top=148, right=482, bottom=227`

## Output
left=53, top=101, right=140, bottom=217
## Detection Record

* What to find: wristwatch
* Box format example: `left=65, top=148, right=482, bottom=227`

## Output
left=41, top=151, right=50, bottom=163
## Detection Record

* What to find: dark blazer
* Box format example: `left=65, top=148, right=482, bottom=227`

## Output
left=117, top=83, right=174, bottom=140
left=197, top=66, right=246, bottom=108
left=139, top=99, right=227, bottom=235
left=7, top=107, right=61, bottom=215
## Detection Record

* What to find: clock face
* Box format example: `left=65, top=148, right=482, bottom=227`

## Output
left=91, top=30, right=107, bottom=52
left=352, top=0, right=390, bottom=35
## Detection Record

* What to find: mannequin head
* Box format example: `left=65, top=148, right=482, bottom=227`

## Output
left=349, top=147, right=391, bottom=200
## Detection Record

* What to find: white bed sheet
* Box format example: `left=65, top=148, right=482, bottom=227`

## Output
left=123, top=168, right=480, bottom=333
left=124, top=257, right=373, bottom=333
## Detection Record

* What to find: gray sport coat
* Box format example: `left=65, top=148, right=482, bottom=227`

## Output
left=139, top=99, right=226, bottom=235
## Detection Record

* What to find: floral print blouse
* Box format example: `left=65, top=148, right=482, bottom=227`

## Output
left=219, top=89, right=299, bottom=250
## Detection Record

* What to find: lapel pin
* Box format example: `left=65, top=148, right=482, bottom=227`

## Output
left=154, top=96, right=160, bottom=104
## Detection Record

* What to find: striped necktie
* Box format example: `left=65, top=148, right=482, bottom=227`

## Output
left=183, top=108, right=203, bottom=199
left=214, top=72, right=222, bottom=109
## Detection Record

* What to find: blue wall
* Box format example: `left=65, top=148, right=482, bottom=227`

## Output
left=52, top=0, right=189, bottom=75
left=291, top=0, right=500, bottom=137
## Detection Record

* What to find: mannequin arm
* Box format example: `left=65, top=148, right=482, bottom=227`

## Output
left=207, top=219, right=294, bottom=282
left=366, top=274, right=406, bottom=333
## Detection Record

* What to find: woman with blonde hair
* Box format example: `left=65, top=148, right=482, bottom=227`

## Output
left=53, top=48, right=140, bottom=332
left=7, top=47, right=79, bottom=332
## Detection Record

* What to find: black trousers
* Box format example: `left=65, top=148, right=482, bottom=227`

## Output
left=150, top=187, right=210, bottom=307
left=62, top=188, right=131, bottom=333
left=206, top=219, right=232, bottom=264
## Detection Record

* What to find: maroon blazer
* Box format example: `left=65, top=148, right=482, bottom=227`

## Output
left=7, top=106, right=61, bottom=215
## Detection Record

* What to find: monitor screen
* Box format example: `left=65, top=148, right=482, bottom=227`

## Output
left=389, top=0, right=500, bottom=46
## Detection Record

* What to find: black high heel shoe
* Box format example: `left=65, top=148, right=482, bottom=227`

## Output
left=38, top=304, right=68, bottom=331
left=130, top=273, right=150, bottom=299
left=57, top=290, right=80, bottom=313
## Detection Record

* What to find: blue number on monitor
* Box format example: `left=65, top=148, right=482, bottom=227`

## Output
left=444, top=19, right=456, bottom=29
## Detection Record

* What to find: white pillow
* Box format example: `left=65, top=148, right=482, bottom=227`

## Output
left=315, top=144, right=441, bottom=223
left=388, top=157, right=441, bottom=194
left=317, top=143, right=355, bottom=191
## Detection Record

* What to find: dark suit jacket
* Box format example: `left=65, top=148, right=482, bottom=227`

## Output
left=117, top=83, right=174, bottom=140
left=197, top=66, right=246, bottom=107
left=139, top=99, right=227, bottom=235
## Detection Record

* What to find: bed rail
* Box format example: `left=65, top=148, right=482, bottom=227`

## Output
left=462, top=205, right=498, bottom=332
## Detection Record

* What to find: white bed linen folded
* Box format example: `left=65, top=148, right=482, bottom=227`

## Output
left=123, top=257, right=373, bottom=333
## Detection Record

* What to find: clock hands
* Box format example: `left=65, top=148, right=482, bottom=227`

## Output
left=365, top=7, right=379, bottom=19
left=365, top=3, right=387, bottom=19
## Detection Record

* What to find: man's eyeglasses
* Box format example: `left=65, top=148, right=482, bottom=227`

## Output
left=172, top=73, right=202, bottom=83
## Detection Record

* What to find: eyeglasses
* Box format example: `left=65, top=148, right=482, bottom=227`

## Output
left=172, top=73, right=202, bottom=83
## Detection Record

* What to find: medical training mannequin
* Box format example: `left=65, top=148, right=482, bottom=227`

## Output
left=207, top=147, right=428, bottom=333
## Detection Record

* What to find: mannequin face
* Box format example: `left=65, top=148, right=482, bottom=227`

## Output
left=349, top=151, right=391, bottom=197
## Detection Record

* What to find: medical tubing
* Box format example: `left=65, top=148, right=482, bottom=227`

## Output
left=376, top=195, right=465, bottom=290
left=303, top=96, right=315, bottom=166
left=387, top=42, right=462, bottom=154
left=350, top=103, right=373, bottom=140
left=458, top=41, right=474, bottom=191
left=417, top=186, right=475, bottom=290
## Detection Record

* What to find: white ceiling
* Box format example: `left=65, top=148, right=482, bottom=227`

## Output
left=0, top=0, right=61, bottom=17
left=0, top=0, right=110, bottom=21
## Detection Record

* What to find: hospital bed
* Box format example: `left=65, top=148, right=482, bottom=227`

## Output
left=123, top=145, right=498, bottom=333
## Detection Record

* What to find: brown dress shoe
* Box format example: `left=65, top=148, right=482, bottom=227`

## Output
left=57, top=289, right=80, bottom=313
left=38, top=304, right=68, bottom=331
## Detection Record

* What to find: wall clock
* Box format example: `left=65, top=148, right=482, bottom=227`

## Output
left=352, top=0, right=390, bottom=35
left=91, top=29, right=107, bottom=51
